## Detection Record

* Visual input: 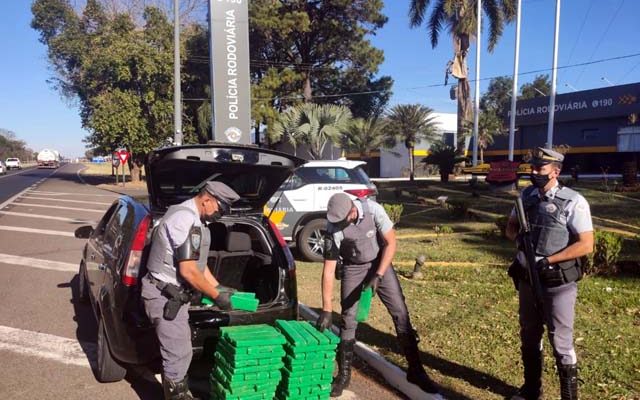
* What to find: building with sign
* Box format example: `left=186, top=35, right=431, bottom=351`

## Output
left=485, top=82, right=640, bottom=173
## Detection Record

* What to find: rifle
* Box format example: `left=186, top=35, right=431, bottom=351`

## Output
left=515, top=198, right=545, bottom=316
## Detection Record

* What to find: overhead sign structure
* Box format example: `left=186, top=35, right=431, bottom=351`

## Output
left=209, top=0, right=252, bottom=144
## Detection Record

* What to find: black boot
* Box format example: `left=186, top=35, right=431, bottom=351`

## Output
left=511, top=347, right=543, bottom=400
left=331, top=339, right=355, bottom=397
left=558, top=363, right=579, bottom=400
left=398, top=332, right=439, bottom=394
left=162, top=376, right=198, bottom=400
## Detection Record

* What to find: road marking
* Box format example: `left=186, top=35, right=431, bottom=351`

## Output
left=0, top=253, right=78, bottom=272
left=0, top=211, right=96, bottom=224
left=29, top=190, right=116, bottom=197
left=0, top=186, right=39, bottom=211
left=8, top=203, right=105, bottom=213
left=0, top=225, right=75, bottom=237
left=0, top=325, right=95, bottom=368
left=21, top=196, right=113, bottom=206
left=0, top=166, right=38, bottom=180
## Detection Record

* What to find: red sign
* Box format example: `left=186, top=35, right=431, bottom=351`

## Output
left=117, top=150, right=130, bottom=164
left=486, top=160, right=520, bottom=183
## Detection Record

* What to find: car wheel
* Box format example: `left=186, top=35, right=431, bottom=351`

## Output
left=297, top=219, right=327, bottom=262
left=96, top=317, right=127, bottom=383
left=77, top=263, right=90, bottom=304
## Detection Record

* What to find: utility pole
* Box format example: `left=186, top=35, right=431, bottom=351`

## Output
left=173, top=0, right=183, bottom=145
left=508, top=0, right=522, bottom=162
left=472, top=0, right=482, bottom=166
left=546, top=0, right=561, bottom=149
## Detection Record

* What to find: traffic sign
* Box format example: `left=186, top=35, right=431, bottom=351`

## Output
left=117, top=150, right=130, bottom=164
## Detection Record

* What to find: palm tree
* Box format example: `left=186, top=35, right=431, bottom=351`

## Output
left=477, top=109, right=503, bottom=163
left=384, top=104, right=440, bottom=181
left=409, top=0, right=516, bottom=152
left=422, top=141, right=467, bottom=182
left=341, top=117, right=389, bottom=171
left=271, top=103, right=352, bottom=159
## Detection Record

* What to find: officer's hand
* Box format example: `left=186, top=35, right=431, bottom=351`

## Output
left=214, top=291, right=233, bottom=311
left=536, top=257, right=550, bottom=270
left=316, top=310, right=333, bottom=332
left=364, top=274, right=383, bottom=297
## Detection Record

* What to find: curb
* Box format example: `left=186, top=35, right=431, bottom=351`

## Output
left=299, top=304, right=444, bottom=400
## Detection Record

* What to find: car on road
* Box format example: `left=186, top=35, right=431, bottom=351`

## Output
left=5, top=158, right=21, bottom=170
left=265, top=159, right=377, bottom=262
left=0, top=161, right=6, bottom=175
left=74, top=144, right=304, bottom=383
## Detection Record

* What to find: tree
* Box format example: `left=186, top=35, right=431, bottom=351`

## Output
left=341, top=117, right=389, bottom=173
left=32, top=1, right=176, bottom=182
left=422, top=141, right=467, bottom=182
left=520, top=74, right=551, bottom=100
left=248, top=0, right=392, bottom=117
left=481, top=75, right=513, bottom=116
left=271, top=103, right=352, bottom=159
left=409, top=0, right=516, bottom=152
left=0, top=129, right=35, bottom=162
left=384, top=104, right=440, bottom=181
left=477, top=109, right=502, bottom=163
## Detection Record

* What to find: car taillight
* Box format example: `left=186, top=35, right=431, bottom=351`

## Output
left=267, top=219, right=296, bottom=271
left=344, top=188, right=376, bottom=198
left=122, top=214, right=151, bottom=287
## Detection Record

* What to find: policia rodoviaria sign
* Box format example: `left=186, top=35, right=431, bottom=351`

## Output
left=209, top=0, right=251, bottom=144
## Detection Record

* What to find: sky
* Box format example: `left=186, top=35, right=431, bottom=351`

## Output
left=1, top=0, right=639, bottom=158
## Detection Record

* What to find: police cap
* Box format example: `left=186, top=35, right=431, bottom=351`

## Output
left=531, top=147, right=564, bottom=166
left=327, top=193, right=354, bottom=223
left=203, top=181, right=240, bottom=214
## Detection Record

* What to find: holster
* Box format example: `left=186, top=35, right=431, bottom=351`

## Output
left=539, top=259, right=582, bottom=287
left=159, top=283, right=192, bottom=321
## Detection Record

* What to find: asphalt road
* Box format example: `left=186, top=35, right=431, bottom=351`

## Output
left=0, top=163, right=401, bottom=399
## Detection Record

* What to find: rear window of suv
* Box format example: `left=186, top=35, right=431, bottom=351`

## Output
left=6, top=158, right=18, bottom=162
left=295, top=166, right=371, bottom=185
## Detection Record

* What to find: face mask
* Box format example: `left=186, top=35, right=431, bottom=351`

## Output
left=530, top=173, right=551, bottom=189
left=334, top=218, right=351, bottom=231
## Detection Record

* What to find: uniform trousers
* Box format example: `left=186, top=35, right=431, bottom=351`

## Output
left=141, top=275, right=192, bottom=381
left=339, top=261, right=412, bottom=341
left=518, top=280, right=578, bottom=365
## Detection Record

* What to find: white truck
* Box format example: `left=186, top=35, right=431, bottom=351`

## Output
left=37, top=149, right=60, bottom=169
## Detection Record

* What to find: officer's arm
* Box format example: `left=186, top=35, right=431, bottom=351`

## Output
left=376, top=228, right=396, bottom=276
left=321, top=232, right=339, bottom=313
left=203, top=266, right=220, bottom=288
left=179, top=261, right=220, bottom=299
left=321, top=259, right=337, bottom=313
left=546, top=231, right=594, bottom=264
left=506, top=214, right=519, bottom=241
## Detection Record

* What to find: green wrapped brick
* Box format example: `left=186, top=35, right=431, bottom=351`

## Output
left=355, top=287, right=373, bottom=322
left=230, top=292, right=259, bottom=311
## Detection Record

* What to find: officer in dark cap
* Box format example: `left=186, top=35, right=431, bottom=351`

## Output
left=142, top=181, right=240, bottom=400
left=506, top=147, right=594, bottom=400
left=316, top=193, right=441, bottom=398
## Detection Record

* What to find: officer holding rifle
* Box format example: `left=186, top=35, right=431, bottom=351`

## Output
left=506, top=147, right=594, bottom=400
left=142, top=181, right=239, bottom=400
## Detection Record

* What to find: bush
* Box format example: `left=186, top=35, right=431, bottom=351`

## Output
left=446, top=199, right=470, bottom=219
left=382, top=203, right=404, bottom=225
left=584, top=230, right=623, bottom=275
left=494, top=215, right=509, bottom=238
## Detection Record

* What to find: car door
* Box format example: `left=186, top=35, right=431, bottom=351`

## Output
left=101, top=203, right=130, bottom=290
left=86, top=204, right=118, bottom=301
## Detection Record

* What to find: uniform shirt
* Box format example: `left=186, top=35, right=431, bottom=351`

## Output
left=157, top=198, right=201, bottom=263
left=512, top=182, right=593, bottom=265
left=324, top=199, right=393, bottom=260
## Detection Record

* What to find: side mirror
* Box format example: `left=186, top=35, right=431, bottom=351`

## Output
left=75, top=225, right=94, bottom=239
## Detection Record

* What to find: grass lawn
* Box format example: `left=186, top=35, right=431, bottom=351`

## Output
left=295, top=179, right=640, bottom=399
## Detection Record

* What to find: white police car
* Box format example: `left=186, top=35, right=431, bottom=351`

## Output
left=265, top=159, right=377, bottom=262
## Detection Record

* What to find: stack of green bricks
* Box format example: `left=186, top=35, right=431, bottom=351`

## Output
left=210, top=325, right=286, bottom=400
left=274, top=320, right=340, bottom=400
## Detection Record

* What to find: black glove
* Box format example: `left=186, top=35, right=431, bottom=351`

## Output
left=536, top=257, right=550, bottom=270
left=214, top=291, right=233, bottom=311
left=364, top=273, right=383, bottom=297
left=316, top=310, right=332, bottom=332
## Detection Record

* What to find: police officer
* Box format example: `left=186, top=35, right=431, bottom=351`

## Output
left=506, top=148, right=594, bottom=400
left=142, top=181, right=240, bottom=400
left=316, top=193, right=441, bottom=398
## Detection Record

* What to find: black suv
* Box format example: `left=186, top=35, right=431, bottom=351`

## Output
left=75, top=144, right=304, bottom=382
